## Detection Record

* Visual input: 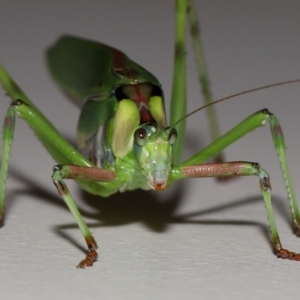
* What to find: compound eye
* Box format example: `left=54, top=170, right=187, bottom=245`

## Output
left=134, top=128, right=147, bottom=146
left=168, top=128, right=177, bottom=145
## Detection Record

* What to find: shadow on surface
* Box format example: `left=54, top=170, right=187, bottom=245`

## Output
left=4, top=166, right=294, bottom=254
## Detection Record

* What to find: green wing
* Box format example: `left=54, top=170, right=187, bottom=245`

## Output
left=46, top=35, right=159, bottom=104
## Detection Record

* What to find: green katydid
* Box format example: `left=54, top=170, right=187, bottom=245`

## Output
left=1, top=0, right=300, bottom=268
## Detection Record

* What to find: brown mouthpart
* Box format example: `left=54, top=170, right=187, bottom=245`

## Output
left=153, top=181, right=167, bottom=191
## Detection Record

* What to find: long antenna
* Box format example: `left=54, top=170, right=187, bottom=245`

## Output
left=172, top=79, right=300, bottom=126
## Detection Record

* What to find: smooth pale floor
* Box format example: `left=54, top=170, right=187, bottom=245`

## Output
left=0, top=1, right=300, bottom=299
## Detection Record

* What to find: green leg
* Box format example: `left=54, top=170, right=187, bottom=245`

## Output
left=187, top=0, right=223, bottom=163
left=269, top=112, right=300, bottom=235
left=170, top=0, right=188, bottom=164
left=0, top=64, right=117, bottom=266
left=52, top=164, right=116, bottom=267
left=0, top=106, right=16, bottom=225
left=53, top=167, right=98, bottom=268
left=170, top=109, right=300, bottom=260
left=0, top=98, right=118, bottom=267
left=181, top=109, right=300, bottom=233
left=170, top=0, right=224, bottom=164
left=180, top=161, right=300, bottom=260
left=0, top=65, right=122, bottom=266
left=0, top=64, right=36, bottom=225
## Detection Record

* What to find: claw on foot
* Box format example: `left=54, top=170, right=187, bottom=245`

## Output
left=77, top=249, right=98, bottom=268
left=276, top=248, right=300, bottom=261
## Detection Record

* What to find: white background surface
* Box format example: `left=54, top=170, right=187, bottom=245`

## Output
left=1, top=1, right=300, bottom=299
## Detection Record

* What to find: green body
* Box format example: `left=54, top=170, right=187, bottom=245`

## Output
left=0, top=0, right=300, bottom=267
left=48, top=35, right=171, bottom=195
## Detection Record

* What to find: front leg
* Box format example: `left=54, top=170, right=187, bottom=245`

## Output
left=178, top=109, right=300, bottom=235
left=181, top=161, right=300, bottom=261
left=52, top=164, right=116, bottom=268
